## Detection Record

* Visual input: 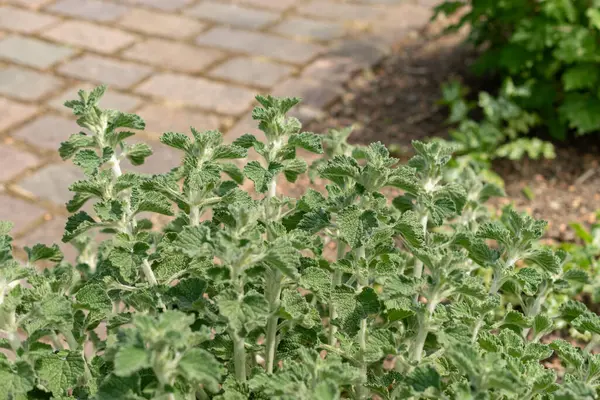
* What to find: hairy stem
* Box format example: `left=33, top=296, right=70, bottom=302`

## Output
left=264, top=271, right=282, bottom=374
left=190, top=206, right=200, bottom=227
left=356, top=318, right=369, bottom=399
left=7, top=331, right=21, bottom=353
left=62, top=329, right=78, bottom=350
left=232, top=332, right=247, bottom=382
left=471, top=318, right=484, bottom=344
left=142, top=259, right=158, bottom=286
left=413, top=214, right=428, bottom=304
left=412, top=299, right=437, bottom=363
left=328, top=239, right=346, bottom=346
left=355, top=246, right=369, bottom=399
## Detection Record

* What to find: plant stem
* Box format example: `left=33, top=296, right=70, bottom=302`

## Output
left=328, top=239, right=345, bottom=346
left=62, top=329, right=78, bottom=350
left=412, top=299, right=437, bottom=363
left=232, top=332, right=247, bottom=382
left=264, top=271, right=282, bottom=374
left=142, top=259, right=158, bottom=286
left=354, top=246, right=369, bottom=399
left=413, top=214, right=428, bottom=304
left=190, top=206, right=200, bottom=226
left=471, top=318, right=484, bottom=344
left=7, top=331, right=21, bottom=353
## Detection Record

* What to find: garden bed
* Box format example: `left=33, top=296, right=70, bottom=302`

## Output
left=307, top=27, right=600, bottom=242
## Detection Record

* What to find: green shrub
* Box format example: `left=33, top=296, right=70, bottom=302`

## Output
left=435, top=0, right=600, bottom=140
left=1, top=86, right=599, bottom=399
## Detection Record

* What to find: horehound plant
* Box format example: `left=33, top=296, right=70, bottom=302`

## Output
left=0, top=85, right=599, bottom=400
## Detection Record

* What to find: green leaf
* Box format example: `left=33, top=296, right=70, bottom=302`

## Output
left=59, top=133, right=96, bottom=160
left=24, top=243, right=63, bottom=263
left=587, top=8, right=600, bottom=30
left=63, top=211, right=97, bottom=242
left=221, top=162, right=244, bottom=184
left=533, top=314, right=554, bottom=339
left=525, top=248, right=561, bottom=275
left=178, top=348, right=224, bottom=393
left=73, top=148, right=102, bottom=175
left=160, top=131, right=191, bottom=151
left=395, top=211, right=425, bottom=248
left=126, top=143, right=153, bottom=166
left=562, top=64, right=600, bottom=91
left=35, top=351, right=86, bottom=395
left=550, top=339, right=585, bottom=369
left=572, top=314, right=600, bottom=335
left=560, top=93, right=600, bottom=134
left=108, top=111, right=145, bottom=131
left=288, top=132, right=324, bottom=154
left=0, top=360, right=36, bottom=399
left=212, top=144, right=247, bottom=160
left=263, top=237, right=301, bottom=278
left=114, top=346, right=149, bottom=376
left=244, top=161, right=273, bottom=193
left=280, top=288, right=320, bottom=328
left=283, top=158, right=308, bottom=183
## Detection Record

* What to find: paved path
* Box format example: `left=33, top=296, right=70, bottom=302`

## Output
left=0, top=0, right=433, bottom=256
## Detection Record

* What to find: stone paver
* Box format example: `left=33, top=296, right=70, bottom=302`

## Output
left=118, top=8, right=205, bottom=39
left=0, top=0, right=434, bottom=240
left=121, top=0, right=194, bottom=11
left=0, top=194, right=46, bottom=234
left=296, top=1, right=386, bottom=20
left=0, top=66, right=63, bottom=101
left=48, top=84, right=142, bottom=113
left=0, top=6, right=58, bottom=33
left=43, top=21, right=137, bottom=54
left=0, top=98, right=38, bottom=132
left=17, top=163, right=84, bottom=206
left=58, top=54, right=152, bottom=89
left=15, top=217, right=77, bottom=261
left=0, top=35, right=74, bottom=68
left=47, top=0, right=129, bottom=22
left=188, top=2, right=280, bottom=29
left=135, top=104, right=222, bottom=138
left=0, top=144, right=39, bottom=181
left=196, top=27, right=324, bottom=64
left=271, top=17, right=345, bottom=41
left=123, top=39, right=224, bottom=73
left=208, top=57, right=294, bottom=88
left=136, top=73, right=256, bottom=115
left=233, top=0, right=298, bottom=10
left=12, top=114, right=79, bottom=151
left=272, top=78, right=344, bottom=109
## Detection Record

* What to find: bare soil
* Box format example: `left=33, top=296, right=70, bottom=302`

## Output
left=306, top=25, right=600, bottom=242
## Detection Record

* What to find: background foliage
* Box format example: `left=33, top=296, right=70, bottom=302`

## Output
left=435, top=0, right=600, bottom=158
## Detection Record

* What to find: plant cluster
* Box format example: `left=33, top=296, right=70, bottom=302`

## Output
left=435, top=0, right=600, bottom=151
left=1, top=86, right=600, bottom=399
left=440, top=79, right=555, bottom=178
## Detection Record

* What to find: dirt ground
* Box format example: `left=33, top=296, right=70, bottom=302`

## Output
left=306, top=24, right=600, bottom=243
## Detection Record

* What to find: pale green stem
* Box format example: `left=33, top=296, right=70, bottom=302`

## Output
left=190, top=206, right=200, bottom=227
left=264, top=271, right=282, bottom=374
left=232, top=332, right=247, bottom=382
left=7, top=331, right=21, bottom=353
left=411, top=299, right=437, bottom=363
left=62, top=329, right=78, bottom=350
left=264, top=168, right=282, bottom=374
left=141, top=259, right=158, bottom=286
left=413, top=214, right=428, bottom=304
left=328, top=240, right=346, bottom=346
left=471, top=318, right=484, bottom=344
left=355, top=246, right=369, bottom=399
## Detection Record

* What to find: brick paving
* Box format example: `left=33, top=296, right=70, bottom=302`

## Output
left=0, top=0, right=435, bottom=257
